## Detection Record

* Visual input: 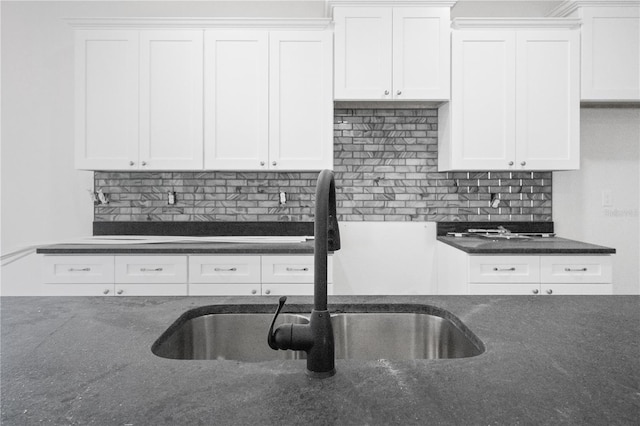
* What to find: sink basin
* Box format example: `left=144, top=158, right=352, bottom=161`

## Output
left=152, top=304, right=485, bottom=361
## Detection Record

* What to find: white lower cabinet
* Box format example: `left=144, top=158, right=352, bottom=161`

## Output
left=188, top=254, right=332, bottom=296
left=437, top=243, right=613, bottom=295
left=42, top=255, right=188, bottom=296
left=42, top=254, right=331, bottom=296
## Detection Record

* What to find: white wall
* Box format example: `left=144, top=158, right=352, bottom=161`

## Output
left=333, top=222, right=437, bottom=295
left=553, top=108, right=640, bottom=294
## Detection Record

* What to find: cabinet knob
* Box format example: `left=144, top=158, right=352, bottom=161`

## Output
left=265, top=289, right=271, bottom=295
left=508, top=161, right=514, bottom=166
left=272, top=161, right=277, bottom=166
left=251, top=289, right=257, bottom=295
left=546, top=289, right=553, bottom=295
left=520, top=161, right=526, bottom=166
left=129, top=161, right=135, bottom=166
left=532, top=289, right=539, bottom=294
left=117, top=289, right=124, bottom=295
left=141, top=161, right=147, bottom=166
left=260, top=161, right=265, bottom=166
left=384, top=90, right=390, bottom=95
left=103, top=289, right=110, bottom=295
left=396, top=90, right=402, bottom=96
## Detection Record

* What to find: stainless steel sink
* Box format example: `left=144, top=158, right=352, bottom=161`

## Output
left=152, top=305, right=485, bottom=361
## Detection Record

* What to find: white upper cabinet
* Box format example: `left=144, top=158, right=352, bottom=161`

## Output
left=515, top=31, right=580, bottom=170
left=333, top=5, right=451, bottom=101
left=269, top=31, right=333, bottom=170
left=139, top=31, right=204, bottom=170
left=550, top=1, right=640, bottom=102
left=204, top=29, right=333, bottom=171
left=75, top=30, right=139, bottom=170
left=439, top=19, right=580, bottom=171
left=75, top=29, right=203, bottom=170
left=73, top=19, right=332, bottom=171
left=204, top=31, right=269, bottom=170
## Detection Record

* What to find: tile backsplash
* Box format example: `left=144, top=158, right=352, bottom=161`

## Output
left=94, top=108, right=552, bottom=222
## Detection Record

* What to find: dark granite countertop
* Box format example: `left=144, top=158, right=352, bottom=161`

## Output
left=36, top=240, right=315, bottom=255
left=437, top=236, right=616, bottom=254
left=1, top=296, right=638, bottom=425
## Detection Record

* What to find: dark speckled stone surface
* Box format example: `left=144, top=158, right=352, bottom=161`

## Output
left=438, top=236, right=616, bottom=254
left=36, top=241, right=315, bottom=254
left=1, top=296, right=638, bottom=425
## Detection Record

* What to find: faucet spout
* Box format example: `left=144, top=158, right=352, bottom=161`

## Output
left=314, top=169, right=340, bottom=311
left=267, top=169, right=340, bottom=378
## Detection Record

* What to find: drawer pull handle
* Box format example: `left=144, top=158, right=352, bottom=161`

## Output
left=103, top=289, right=110, bottom=295
left=117, top=289, right=124, bottom=295
left=564, top=267, right=587, bottom=272
left=140, top=267, right=163, bottom=272
left=493, top=267, right=516, bottom=272
left=214, top=267, right=237, bottom=272
left=286, top=267, right=309, bottom=272
left=546, top=289, right=553, bottom=295
left=532, top=289, right=539, bottom=294
left=69, top=267, right=91, bottom=272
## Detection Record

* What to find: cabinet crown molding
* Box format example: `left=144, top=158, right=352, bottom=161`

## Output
left=328, top=0, right=456, bottom=7
left=452, top=17, right=582, bottom=30
left=548, top=0, right=640, bottom=17
left=66, top=17, right=332, bottom=30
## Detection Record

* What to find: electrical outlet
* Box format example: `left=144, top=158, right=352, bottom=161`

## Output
left=602, top=190, right=613, bottom=207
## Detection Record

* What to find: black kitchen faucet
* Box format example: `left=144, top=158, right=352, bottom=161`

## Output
left=267, top=169, right=341, bottom=378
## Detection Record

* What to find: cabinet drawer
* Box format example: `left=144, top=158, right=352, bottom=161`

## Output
left=42, top=255, right=114, bottom=284
left=189, top=256, right=261, bottom=284
left=262, top=256, right=333, bottom=284
left=115, top=256, right=187, bottom=283
left=188, top=284, right=261, bottom=296
left=469, top=256, right=539, bottom=283
left=540, top=256, right=612, bottom=284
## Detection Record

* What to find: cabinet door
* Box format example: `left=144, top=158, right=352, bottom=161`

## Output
left=450, top=31, right=516, bottom=170
left=581, top=7, right=640, bottom=101
left=189, top=284, right=261, bottom=296
left=516, top=31, right=580, bottom=170
left=40, top=284, right=115, bottom=296
left=469, top=283, right=541, bottom=295
left=333, top=7, right=393, bottom=100
left=269, top=31, right=333, bottom=170
left=540, top=284, right=612, bottom=295
left=139, top=31, right=204, bottom=170
left=115, top=284, right=188, bottom=296
left=262, top=284, right=333, bottom=296
left=204, top=31, right=269, bottom=170
left=75, top=31, right=139, bottom=170
left=392, top=7, right=450, bottom=100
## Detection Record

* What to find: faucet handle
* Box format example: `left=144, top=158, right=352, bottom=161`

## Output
left=268, top=296, right=288, bottom=350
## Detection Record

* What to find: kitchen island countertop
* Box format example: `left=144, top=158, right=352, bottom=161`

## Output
left=1, top=295, right=638, bottom=425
